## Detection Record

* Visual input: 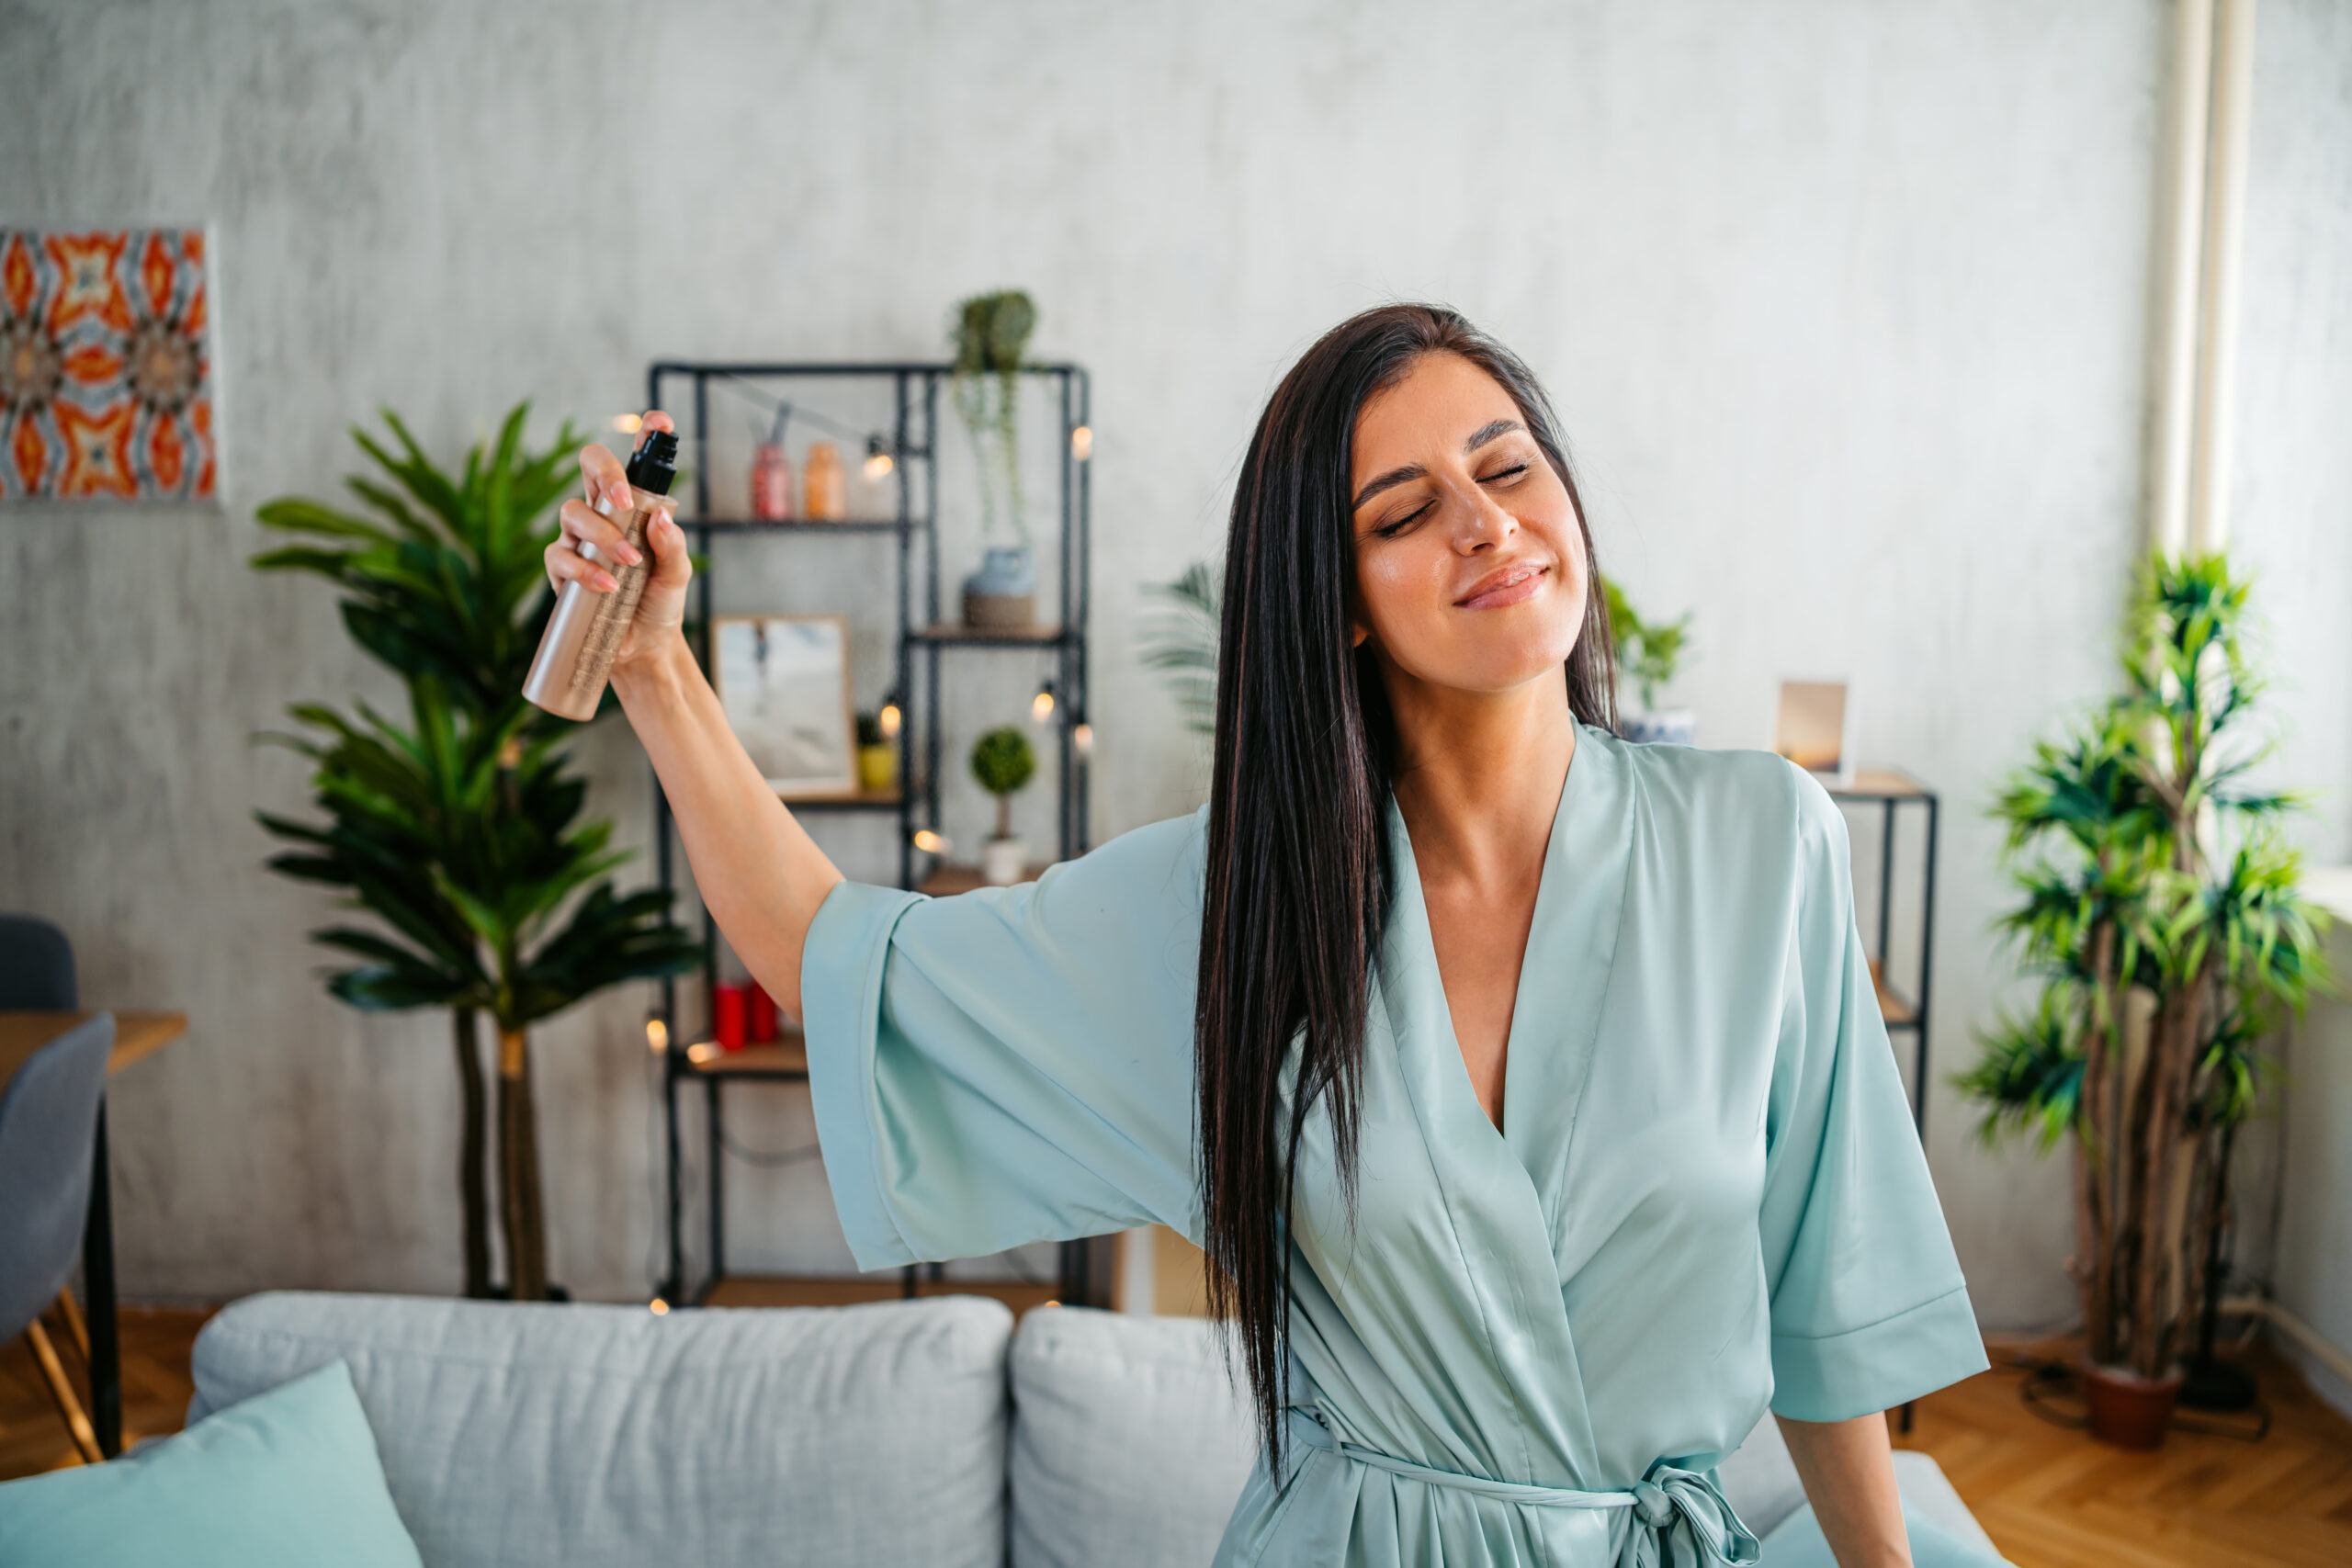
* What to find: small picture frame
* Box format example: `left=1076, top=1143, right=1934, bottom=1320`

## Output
left=711, top=615, right=858, bottom=799
left=1774, top=679, right=1856, bottom=789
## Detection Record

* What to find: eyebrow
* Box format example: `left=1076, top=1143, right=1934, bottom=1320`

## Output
left=1351, top=418, right=1529, bottom=510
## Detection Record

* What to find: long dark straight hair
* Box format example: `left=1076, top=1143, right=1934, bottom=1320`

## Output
left=1194, top=304, right=1617, bottom=1462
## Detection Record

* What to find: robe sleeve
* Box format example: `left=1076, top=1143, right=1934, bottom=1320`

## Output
left=1758, top=764, right=1988, bottom=1422
left=800, top=812, right=1204, bottom=1271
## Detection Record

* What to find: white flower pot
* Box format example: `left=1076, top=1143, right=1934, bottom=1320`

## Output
left=980, top=835, right=1027, bottom=886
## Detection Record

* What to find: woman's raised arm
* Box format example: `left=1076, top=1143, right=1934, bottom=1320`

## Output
left=549, top=412, right=843, bottom=1018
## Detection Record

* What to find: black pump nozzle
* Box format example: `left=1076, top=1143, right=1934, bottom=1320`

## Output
left=626, top=429, right=681, bottom=496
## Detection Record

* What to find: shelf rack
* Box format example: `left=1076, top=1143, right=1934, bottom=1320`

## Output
left=1825, top=766, right=1940, bottom=1438
left=644, top=359, right=1103, bottom=1312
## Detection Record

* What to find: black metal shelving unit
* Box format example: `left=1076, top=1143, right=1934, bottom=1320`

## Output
left=1826, top=767, right=1939, bottom=1437
left=644, top=359, right=1101, bottom=1312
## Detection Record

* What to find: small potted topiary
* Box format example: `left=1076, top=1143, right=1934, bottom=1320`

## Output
left=969, top=725, right=1036, bottom=886
left=1602, top=579, right=1694, bottom=744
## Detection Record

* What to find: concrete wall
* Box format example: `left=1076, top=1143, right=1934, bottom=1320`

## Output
left=3, top=0, right=2346, bottom=1322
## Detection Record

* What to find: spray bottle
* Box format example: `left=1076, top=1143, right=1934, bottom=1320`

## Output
left=521, top=428, right=680, bottom=721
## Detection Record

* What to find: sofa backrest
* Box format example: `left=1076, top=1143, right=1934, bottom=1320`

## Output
left=190, top=1291, right=1013, bottom=1568
left=1007, top=1307, right=1256, bottom=1568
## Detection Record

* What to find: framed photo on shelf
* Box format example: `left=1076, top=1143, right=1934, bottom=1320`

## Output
left=711, top=614, right=859, bottom=798
left=1773, top=679, right=1856, bottom=789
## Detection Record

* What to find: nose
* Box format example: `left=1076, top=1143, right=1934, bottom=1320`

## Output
left=1455, top=488, right=1517, bottom=554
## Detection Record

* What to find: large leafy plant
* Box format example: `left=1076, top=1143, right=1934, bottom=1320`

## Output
left=253, top=406, right=697, bottom=1302
left=1960, top=554, right=2328, bottom=1379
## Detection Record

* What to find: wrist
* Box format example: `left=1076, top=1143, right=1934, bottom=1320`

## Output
left=611, top=629, right=695, bottom=707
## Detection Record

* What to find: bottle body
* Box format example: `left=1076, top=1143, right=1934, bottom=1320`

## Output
left=521, top=491, right=679, bottom=721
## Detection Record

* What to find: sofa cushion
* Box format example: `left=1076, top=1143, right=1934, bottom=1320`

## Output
left=1008, top=1307, right=1256, bottom=1568
left=0, top=1360, right=422, bottom=1568
left=190, top=1292, right=1012, bottom=1568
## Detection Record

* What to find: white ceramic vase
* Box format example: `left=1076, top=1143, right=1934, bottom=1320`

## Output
left=980, top=835, right=1027, bottom=886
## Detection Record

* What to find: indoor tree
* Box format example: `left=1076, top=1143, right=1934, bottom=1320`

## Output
left=253, top=405, right=697, bottom=1301
left=1960, top=554, right=2328, bottom=1406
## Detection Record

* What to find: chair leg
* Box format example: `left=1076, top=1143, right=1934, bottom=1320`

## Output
left=25, top=1321, right=105, bottom=1466
left=54, top=1289, right=90, bottom=1363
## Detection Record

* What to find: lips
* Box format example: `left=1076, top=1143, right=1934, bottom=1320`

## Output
left=1455, top=561, right=1549, bottom=609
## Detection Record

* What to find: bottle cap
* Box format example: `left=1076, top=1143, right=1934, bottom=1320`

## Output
left=627, top=429, right=681, bottom=496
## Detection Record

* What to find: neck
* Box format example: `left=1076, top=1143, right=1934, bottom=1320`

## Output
left=1380, top=661, right=1577, bottom=882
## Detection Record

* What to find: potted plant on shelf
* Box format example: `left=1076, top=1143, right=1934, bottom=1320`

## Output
left=970, top=725, right=1036, bottom=886
left=252, top=405, right=700, bottom=1303
left=951, top=289, right=1039, bottom=631
left=1601, top=579, right=1693, bottom=743
left=1958, top=554, right=2330, bottom=1448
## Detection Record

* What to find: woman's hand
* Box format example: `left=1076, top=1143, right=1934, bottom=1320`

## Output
left=545, top=411, right=692, bottom=676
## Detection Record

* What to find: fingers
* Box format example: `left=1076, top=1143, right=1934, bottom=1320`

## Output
left=581, top=412, right=673, bottom=516
left=644, top=506, right=692, bottom=588
left=558, top=497, right=643, bottom=568
left=545, top=534, right=620, bottom=595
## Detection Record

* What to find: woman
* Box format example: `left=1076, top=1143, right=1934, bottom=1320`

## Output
left=554, top=306, right=1990, bottom=1567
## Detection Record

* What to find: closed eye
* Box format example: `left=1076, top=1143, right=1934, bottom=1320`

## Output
left=1374, top=502, right=1434, bottom=538
left=1478, top=463, right=1529, bottom=486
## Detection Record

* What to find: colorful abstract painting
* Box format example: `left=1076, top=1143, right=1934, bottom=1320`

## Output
left=0, top=229, right=214, bottom=502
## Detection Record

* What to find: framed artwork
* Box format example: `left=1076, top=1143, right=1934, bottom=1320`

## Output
left=0, top=228, right=215, bottom=502
left=711, top=615, right=858, bottom=798
left=1774, top=679, right=1856, bottom=788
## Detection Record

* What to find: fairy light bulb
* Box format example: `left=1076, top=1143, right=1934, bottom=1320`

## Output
left=864, top=435, right=895, bottom=481
left=649, top=1297, right=671, bottom=1315
left=1032, top=687, right=1055, bottom=723
left=878, top=702, right=902, bottom=739
left=1073, top=723, right=1093, bottom=756
left=645, top=1017, right=669, bottom=1054
left=1070, top=425, right=1093, bottom=461
left=612, top=412, right=643, bottom=434
left=913, top=829, right=951, bottom=855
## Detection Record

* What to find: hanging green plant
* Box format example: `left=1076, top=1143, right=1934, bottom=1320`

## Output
left=950, top=289, right=1037, bottom=545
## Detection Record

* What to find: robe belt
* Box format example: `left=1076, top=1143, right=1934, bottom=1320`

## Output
left=1288, top=1408, right=1761, bottom=1568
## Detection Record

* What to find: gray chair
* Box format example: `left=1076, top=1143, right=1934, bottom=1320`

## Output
left=0, top=1010, right=112, bottom=1463
left=0, top=913, right=78, bottom=1010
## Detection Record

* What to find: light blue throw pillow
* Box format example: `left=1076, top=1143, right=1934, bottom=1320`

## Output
left=1759, top=1499, right=2009, bottom=1566
left=0, top=1359, right=423, bottom=1568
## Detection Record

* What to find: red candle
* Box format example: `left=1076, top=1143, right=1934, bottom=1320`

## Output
left=713, top=982, right=749, bottom=1050
left=749, top=983, right=777, bottom=1044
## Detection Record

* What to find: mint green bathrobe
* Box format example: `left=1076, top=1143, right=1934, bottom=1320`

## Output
left=805, top=726, right=1987, bottom=1567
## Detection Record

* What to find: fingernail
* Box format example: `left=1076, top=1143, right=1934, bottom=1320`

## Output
left=619, top=543, right=643, bottom=565
left=597, top=571, right=619, bottom=592
left=610, top=483, right=631, bottom=511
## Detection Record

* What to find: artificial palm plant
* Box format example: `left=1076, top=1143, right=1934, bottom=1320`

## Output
left=1961, top=554, right=2328, bottom=1408
left=253, top=406, right=698, bottom=1301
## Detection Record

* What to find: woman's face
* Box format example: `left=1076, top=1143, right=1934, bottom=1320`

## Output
left=1348, top=351, right=1588, bottom=698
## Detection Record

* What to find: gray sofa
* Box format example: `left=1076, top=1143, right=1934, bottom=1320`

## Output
left=189, top=1292, right=2002, bottom=1566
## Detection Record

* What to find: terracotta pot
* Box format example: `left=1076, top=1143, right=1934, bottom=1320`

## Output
left=2076, top=1359, right=2184, bottom=1450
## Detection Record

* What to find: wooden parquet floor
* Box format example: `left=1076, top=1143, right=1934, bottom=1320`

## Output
left=0, top=1303, right=211, bottom=1480
left=1893, top=1339, right=2352, bottom=1568
left=5, top=1308, right=2348, bottom=1568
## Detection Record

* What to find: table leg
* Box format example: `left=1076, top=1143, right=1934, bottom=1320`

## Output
left=83, top=1094, right=121, bottom=1458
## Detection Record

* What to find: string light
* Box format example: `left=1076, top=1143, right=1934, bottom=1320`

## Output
left=611, top=412, right=643, bottom=434
left=686, top=1042, right=720, bottom=1066
left=1032, top=686, right=1056, bottom=723
left=645, top=1018, right=669, bottom=1054
left=878, top=702, right=902, bottom=739
left=864, top=435, right=896, bottom=481
left=912, top=829, right=951, bottom=855
left=649, top=1297, right=671, bottom=1315
left=1069, top=425, right=1092, bottom=461
left=1073, top=723, right=1093, bottom=756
